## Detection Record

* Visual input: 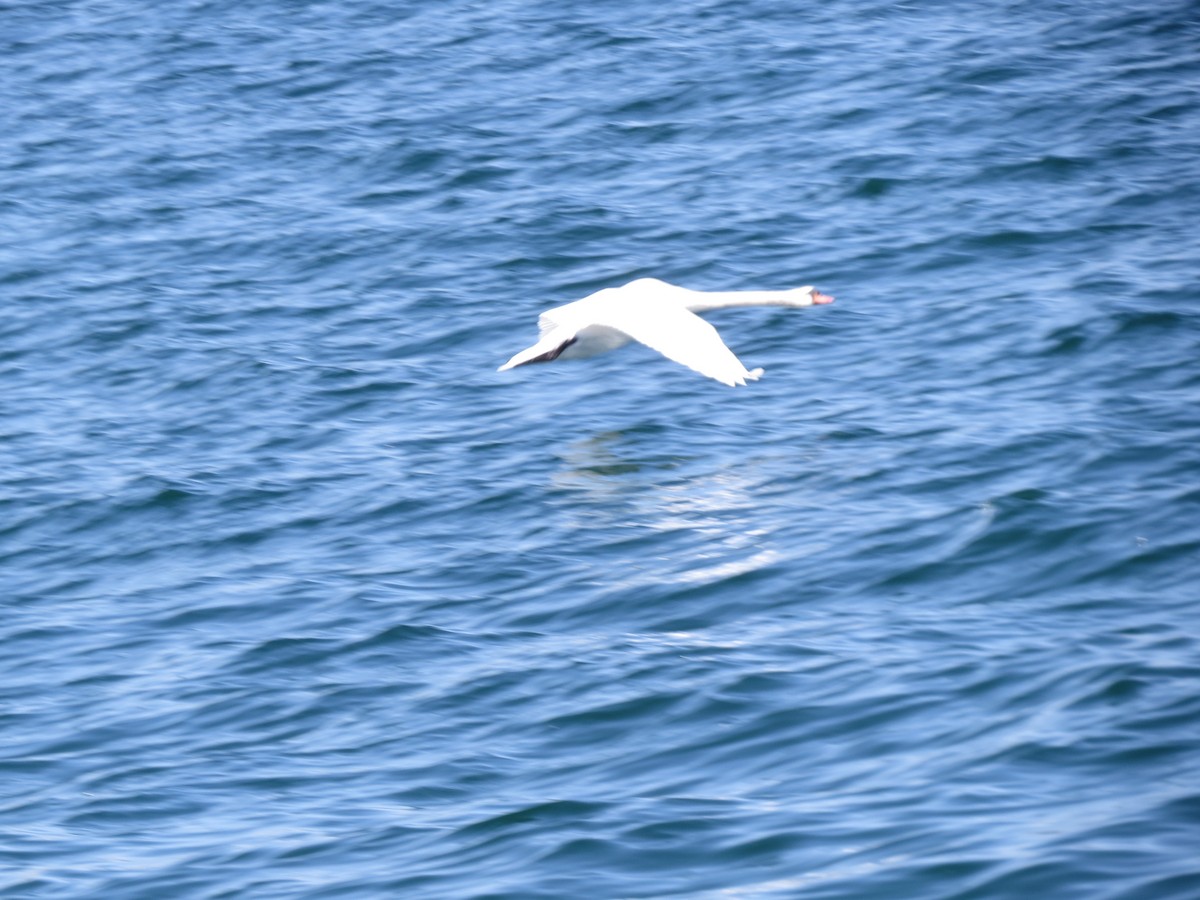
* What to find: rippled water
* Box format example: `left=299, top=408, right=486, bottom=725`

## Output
left=3, top=1, right=1200, bottom=897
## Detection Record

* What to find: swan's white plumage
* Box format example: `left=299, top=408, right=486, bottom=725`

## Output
left=499, top=277, right=833, bottom=387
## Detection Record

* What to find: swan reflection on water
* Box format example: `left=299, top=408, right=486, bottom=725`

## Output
left=548, top=429, right=805, bottom=590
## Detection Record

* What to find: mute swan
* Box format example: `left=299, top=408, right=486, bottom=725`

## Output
left=498, top=277, right=834, bottom=387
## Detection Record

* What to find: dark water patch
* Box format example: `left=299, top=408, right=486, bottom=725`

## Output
left=458, top=799, right=611, bottom=837
left=1109, top=307, right=1199, bottom=336
left=227, top=636, right=346, bottom=675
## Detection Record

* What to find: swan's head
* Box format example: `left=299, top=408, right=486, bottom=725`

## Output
left=802, top=286, right=835, bottom=306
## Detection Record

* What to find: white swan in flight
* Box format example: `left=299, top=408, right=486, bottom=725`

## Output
left=498, top=277, right=834, bottom=386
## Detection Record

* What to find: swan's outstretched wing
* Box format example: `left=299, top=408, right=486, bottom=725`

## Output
left=596, top=303, right=762, bottom=387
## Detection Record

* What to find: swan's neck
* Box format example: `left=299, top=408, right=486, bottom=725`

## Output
left=683, top=288, right=815, bottom=313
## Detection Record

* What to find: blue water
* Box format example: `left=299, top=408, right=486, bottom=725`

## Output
left=3, top=1, right=1200, bottom=897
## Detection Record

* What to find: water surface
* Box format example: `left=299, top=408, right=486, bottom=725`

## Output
left=3, top=1, right=1199, bottom=897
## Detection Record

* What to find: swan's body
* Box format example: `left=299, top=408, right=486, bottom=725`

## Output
left=498, top=277, right=833, bottom=387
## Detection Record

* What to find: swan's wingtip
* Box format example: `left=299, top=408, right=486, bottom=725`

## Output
left=724, top=367, right=765, bottom=387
